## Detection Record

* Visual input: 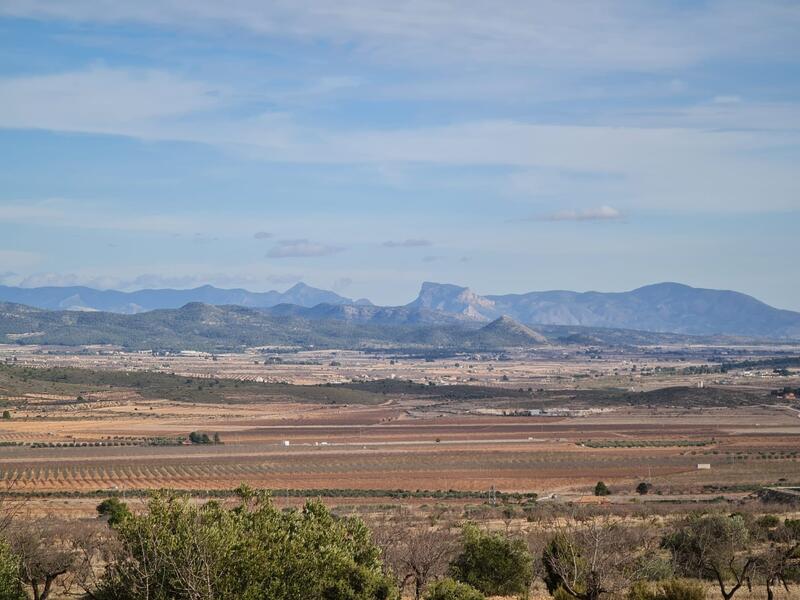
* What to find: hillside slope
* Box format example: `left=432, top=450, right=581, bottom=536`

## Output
left=0, top=282, right=355, bottom=314
left=409, top=282, right=800, bottom=338
left=0, top=302, right=546, bottom=351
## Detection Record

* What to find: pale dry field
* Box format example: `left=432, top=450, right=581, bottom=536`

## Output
left=2, top=399, right=799, bottom=498
left=3, top=343, right=796, bottom=391
left=2, top=344, right=799, bottom=522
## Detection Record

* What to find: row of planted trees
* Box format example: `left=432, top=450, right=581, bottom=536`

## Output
left=0, top=489, right=798, bottom=600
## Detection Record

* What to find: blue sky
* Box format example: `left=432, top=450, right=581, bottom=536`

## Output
left=0, top=1, right=798, bottom=308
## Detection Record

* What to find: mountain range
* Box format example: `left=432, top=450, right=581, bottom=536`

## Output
left=410, top=281, right=800, bottom=338
left=0, top=280, right=798, bottom=339
left=0, top=301, right=547, bottom=351
left=0, top=282, right=359, bottom=314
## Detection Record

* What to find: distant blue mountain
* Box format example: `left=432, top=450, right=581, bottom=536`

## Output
left=1, top=280, right=798, bottom=338
left=409, top=281, right=800, bottom=338
left=0, top=282, right=355, bottom=314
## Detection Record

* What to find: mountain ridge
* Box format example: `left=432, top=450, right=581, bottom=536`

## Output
left=1, top=280, right=798, bottom=338
left=0, top=301, right=547, bottom=351
left=409, top=281, right=800, bottom=338
left=0, top=282, right=355, bottom=314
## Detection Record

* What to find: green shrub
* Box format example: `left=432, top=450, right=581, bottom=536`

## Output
left=628, top=581, right=655, bottom=600
left=424, top=578, right=485, bottom=600
left=188, top=431, right=211, bottom=444
left=94, top=488, right=397, bottom=600
left=659, top=579, right=705, bottom=600
left=637, top=554, right=674, bottom=581
left=756, top=514, right=780, bottom=529
left=97, top=497, right=132, bottom=527
left=628, top=580, right=705, bottom=600
left=553, top=586, right=576, bottom=600
left=0, top=540, right=26, bottom=600
left=449, top=524, right=532, bottom=597
left=594, top=481, right=610, bottom=496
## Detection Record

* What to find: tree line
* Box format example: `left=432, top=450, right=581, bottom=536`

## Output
left=0, top=489, right=798, bottom=600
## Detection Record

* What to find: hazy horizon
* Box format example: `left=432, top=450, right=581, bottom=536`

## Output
left=1, top=2, right=798, bottom=309
left=2, top=278, right=800, bottom=315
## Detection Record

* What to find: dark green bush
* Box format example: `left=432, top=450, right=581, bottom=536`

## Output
left=0, top=541, right=26, bottom=600
left=424, top=578, right=485, bottom=600
left=628, top=579, right=705, bottom=600
left=94, top=488, right=396, bottom=600
left=96, top=497, right=131, bottom=527
left=449, top=523, right=532, bottom=597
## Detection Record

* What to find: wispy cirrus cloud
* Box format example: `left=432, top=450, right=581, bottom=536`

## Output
left=382, top=238, right=432, bottom=248
left=4, top=1, right=799, bottom=70
left=266, top=239, right=345, bottom=258
left=0, top=69, right=797, bottom=214
left=528, top=205, right=623, bottom=222
left=0, top=66, right=223, bottom=136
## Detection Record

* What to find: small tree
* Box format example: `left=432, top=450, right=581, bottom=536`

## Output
left=664, top=514, right=755, bottom=600
left=382, top=526, right=456, bottom=600
left=188, top=431, right=211, bottom=444
left=594, top=482, right=610, bottom=496
left=751, top=517, right=800, bottom=600
left=636, top=482, right=650, bottom=495
left=543, top=516, right=658, bottom=600
left=1, top=410, right=10, bottom=420
left=7, top=518, right=78, bottom=600
left=96, top=497, right=131, bottom=527
left=449, top=523, right=533, bottom=598
left=425, top=578, right=485, bottom=600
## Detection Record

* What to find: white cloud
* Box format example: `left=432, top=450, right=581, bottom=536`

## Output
left=530, top=205, right=623, bottom=222
left=712, top=95, right=742, bottom=104
left=2, top=95, right=798, bottom=216
left=0, top=18, right=794, bottom=220
left=266, top=239, right=345, bottom=258
left=0, top=199, right=265, bottom=236
left=382, top=239, right=432, bottom=248
left=3, top=1, right=799, bottom=70
left=0, top=66, right=223, bottom=135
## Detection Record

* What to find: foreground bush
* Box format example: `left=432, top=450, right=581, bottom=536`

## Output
left=0, top=541, right=26, bottom=600
left=94, top=488, right=396, bottom=600
left=424, top=578, right=485, bottom=600
left=664, top=514, right=753, bottom=600
left=542, top=517, right=662, bottom=600
left=449, top=523, right=532, bottom=597
left=628, top=579, right=706, bottom=600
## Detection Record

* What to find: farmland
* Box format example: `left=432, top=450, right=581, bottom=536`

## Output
left=1, top=342, right=798, bottom=517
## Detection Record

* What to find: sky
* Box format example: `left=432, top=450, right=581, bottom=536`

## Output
left=0, top=1, right=799, bottom=309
